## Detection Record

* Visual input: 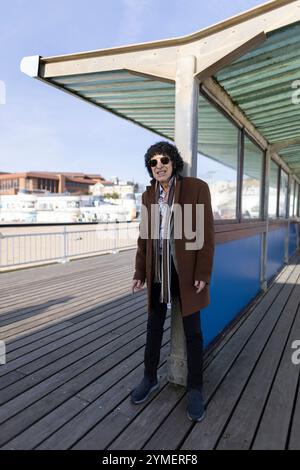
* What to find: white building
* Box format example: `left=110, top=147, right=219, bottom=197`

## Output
left=0, top=193, right=134, bottom=223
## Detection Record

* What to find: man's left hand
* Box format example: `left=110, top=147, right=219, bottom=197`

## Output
left=194, top=280, right=206, bottom=294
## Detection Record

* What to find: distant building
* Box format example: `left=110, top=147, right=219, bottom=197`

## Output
left=0, top=193, right=133, bottom=223
left=0, top=171, right=106, bottom=195
left=90, top=180, right=135, bottom=198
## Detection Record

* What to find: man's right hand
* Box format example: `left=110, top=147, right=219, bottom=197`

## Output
left=132, top=279, right=144, bottom=293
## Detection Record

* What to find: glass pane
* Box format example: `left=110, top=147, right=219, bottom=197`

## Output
left=241, top=136, right=264, bottom=219
left=279, top=170, right=288, bottom=218
left=294, top=183, right=299, bottom=216
left=268, top=160, right=279, bottom=217
left=289, top=180, right=295, bottom=217
left=197, top=94, right=238, bottom=220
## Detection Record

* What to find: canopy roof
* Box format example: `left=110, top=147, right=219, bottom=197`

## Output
left=216, top=20, right=300, bottom=176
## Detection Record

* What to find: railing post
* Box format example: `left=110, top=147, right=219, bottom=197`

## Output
left=112, top=221, right=119, bottom=254
left=0, top=232, right=3, bottom=269
left=60, top=225, right=69, bottom=264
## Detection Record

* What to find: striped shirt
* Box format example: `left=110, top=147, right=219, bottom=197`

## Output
left=158, top=176, right=175, bottom=254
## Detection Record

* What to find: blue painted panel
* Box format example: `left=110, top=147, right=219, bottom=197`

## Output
left=202, top=235, right=261, bottom=347
left=289, top=223, right=297, bottom=257
left=266, top=228, right=285, bottom=282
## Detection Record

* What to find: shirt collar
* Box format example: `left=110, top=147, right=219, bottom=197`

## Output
left=159, top=175, right=175, bottom=194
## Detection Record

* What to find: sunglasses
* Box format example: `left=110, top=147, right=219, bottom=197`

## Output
left=149, top=156, right=170, bottom=167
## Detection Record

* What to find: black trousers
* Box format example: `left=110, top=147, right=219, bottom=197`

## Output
left=144, top=256, right=203, bottom=391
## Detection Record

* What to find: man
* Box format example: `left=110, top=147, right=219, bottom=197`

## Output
left=131, top=141, right=215, bottom=422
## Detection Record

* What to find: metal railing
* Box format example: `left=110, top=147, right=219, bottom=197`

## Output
left=0, top=222, right=139, bottom=270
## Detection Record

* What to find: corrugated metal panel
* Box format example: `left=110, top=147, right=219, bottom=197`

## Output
left=50, top=70, right=175, bottom=139
left=48, top=22, right=300, bottom=177
left=216, top=21, right=300, bottom=175
left=279, top=144, right=300, bottom=171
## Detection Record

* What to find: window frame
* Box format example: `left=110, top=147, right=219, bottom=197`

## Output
left=240, top=130, right=265, bottom=222
left=268, top=158, right=280, bottom=220
left=278, top=168, right=289, bottom=219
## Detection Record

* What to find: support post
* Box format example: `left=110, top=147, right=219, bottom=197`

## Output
left=167, top=55, right=199, bottom=386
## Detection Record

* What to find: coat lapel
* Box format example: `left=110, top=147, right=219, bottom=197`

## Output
left=146, top=180, right=156, bottom=206
left=173, top=175, right=182, bottom=206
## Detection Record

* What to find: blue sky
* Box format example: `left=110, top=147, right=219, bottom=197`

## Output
left=0, top=0, right=266, bottom=185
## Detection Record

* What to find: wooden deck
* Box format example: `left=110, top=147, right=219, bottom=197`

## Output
left=0, top=249, right=300, bottom=450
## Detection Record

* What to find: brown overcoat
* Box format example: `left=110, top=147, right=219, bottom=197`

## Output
left=133, top=175, right=215, bottom=317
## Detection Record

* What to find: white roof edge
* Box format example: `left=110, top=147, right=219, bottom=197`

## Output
left=39, top=0, right=296, bottom=63
left=20, top=55, right=40, bottom=77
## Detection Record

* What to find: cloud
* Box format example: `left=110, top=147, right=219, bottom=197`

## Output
left=119, top=0, right=151, bottom=43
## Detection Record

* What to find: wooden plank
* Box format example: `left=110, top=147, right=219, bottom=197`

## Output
left=0, top=293, right=146, bottom=376
left=0, top=257, right=135, bottom=311
left=0, top=266, right=133, bottom=325
left=0, top=254, right=134, bottom=304
left=0, top=310, right=150, bottom=406
left=72, top=370, right=171, bottom=450
left=0, top=249, right=135, bottom=291
left=0, top=333, right=170, bottom=449
left=252, top=304, right=300, bottom=450
left=143, top=393, right=189, bottom=450
left=18, top=306, right=146, bottom=376
left=0, top=274, right=138, bottom=340
left=18, top=346, right=170, bottom=450
left=216, top=271, right=300, bottom=449
left=1, top=396, right=90, bottom=450
left=180, top=261, right=300, bottom=450
left=108, top=383, right=185, bottom=450
left=0, top=370, right=26, bottom=389
left=0, top=300, right=146, bottom=387
left=1, top=247, right=299, bottom=450
left=4, top=290, right=144, bottom=355
left=134, top=257, right=300, bottom=450
left=110, top=261, right=300, bottom=450
left=0, top=321, right=170, bottom=446
left=0, top=266, right=133, bottom=320
left=55, top=258, right=298, bottom=448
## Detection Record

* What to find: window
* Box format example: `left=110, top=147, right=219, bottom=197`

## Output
left=241, top=136, right=264, bottom=219
left=279, top=170, right=288, bottom=218
left=0, top=179, right=19, bottom=191
left=294, top=183, right=299, bottom=216
left=289, top=179, right=295, bottom=217
left=197, top=94, right=239, bottom=220
left=268, top=160, right=279, bottom=218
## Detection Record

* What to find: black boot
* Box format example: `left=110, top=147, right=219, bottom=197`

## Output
left=186, top=388, right=205, bottom=422
left=130, top=374, right=160, bottom=404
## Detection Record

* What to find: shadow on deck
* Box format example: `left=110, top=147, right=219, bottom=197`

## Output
left=0, top=249, right=300, bottom=450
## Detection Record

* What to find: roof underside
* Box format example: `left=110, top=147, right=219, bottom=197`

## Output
left=46, top=20, right=300, bottom=178
left=216, top=21, right=300, bottom=176
left=49, top=71, right=176, bottom=139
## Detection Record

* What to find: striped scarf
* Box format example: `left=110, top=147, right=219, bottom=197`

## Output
left=153, top=175, right=177, bottom=309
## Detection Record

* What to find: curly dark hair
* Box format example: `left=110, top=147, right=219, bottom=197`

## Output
left=144, top=141, right=184, bottom=178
